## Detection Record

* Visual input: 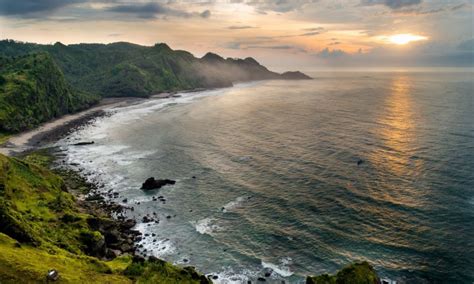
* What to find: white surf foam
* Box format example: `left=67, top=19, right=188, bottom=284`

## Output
left=261, top=257, right=294, bottom=277
left=193, top=218, right=221, bottom=235
left=222, top=196, right=248, bottom=213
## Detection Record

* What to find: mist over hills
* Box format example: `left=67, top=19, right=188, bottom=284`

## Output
left=0, top=40, right=311, bottom=98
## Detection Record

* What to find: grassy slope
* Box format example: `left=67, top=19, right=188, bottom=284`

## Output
left=0, top=153, right=210, bottom=283
left=0, top=53, right=99, bottom=133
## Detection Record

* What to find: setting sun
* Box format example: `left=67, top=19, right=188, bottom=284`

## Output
left=388, top=34, right=428, bottom=45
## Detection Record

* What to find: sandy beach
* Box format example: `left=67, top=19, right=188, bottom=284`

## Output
left=0, top=97, right=142, bottom=156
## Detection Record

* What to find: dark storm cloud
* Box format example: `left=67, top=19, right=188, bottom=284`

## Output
left=106, top=2, right=211, bottom=19
left=0, top=0, right=83, bottom=17
left=361, top=0, right=422, bottom=9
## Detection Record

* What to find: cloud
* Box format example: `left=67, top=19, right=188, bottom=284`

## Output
left=227, top=25, right=257, bottom=30
left=317, top=48, right=347, bottom=58
left=0, top=0, right=83, bottom=17
left=247, top=45, right=294, bottom=49
left=303, top=27, right=325, bottom=32
left=230, top=0, right=319, bottom=13
left=361, top=0, right=422, bottom=9
left=106, top=2, right=210, bottom=19
left=299, top=31, right=321, bottom=36
left=389, top=3, right=469, bottom=15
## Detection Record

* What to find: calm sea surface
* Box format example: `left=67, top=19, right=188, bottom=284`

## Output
left=58, top=71, right=474, bottom=283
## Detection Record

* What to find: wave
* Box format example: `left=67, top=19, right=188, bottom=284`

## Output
left=222, top=196, right=250, bottom=213
left=193, top=218, right=221, bottom=235
left=261, top=257, right=294, bottom=277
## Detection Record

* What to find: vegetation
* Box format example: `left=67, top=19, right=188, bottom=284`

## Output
left=0, top=152, right=210, bottom=283
left=0, top=40, right=310, bottom=99
left=0, top=53, right=99, bottom=133
left=306, top=262, right=379, bottom=284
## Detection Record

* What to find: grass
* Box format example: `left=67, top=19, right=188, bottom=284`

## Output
left=0, top=152, right=211, bottom=283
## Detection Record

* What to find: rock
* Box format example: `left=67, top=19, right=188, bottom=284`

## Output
left=141, top=177, right=176, bottom=190
left=122, top=198, right=128, bottom=203
left=121, top=219, right=136, bottom=230
left=142, top=216, right=153, bottom=223
left=104, top=229, right=120, bottom=243
left=105, top=248, right=120, bottom=259
left=73, top=141, right=95, bottom=146
left=46, top=269, right=59, bottom=281
left=357, top=159, right=364, bottom=166
left=192, top=176, right=196, bottom=179
left=264, top=268, right=273, bottom=277
left=257, top=277, right=266, bottom=282
left=212, top=275, right=218, bottom=280
left=85, top=194, right=104, bottom=202
left=132, top=255, right=146, bottom=263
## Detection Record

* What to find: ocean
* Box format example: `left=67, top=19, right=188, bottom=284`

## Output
left=56, top=71, right=474, bottom=283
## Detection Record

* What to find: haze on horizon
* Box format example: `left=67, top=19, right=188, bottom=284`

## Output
left=0, top=0, right=473, bottom=70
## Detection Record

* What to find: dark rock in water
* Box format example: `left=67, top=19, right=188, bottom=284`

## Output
left=166, top=215, right=171, bottom=219
left=183, top=258, right=189, bottom=263
left=141, top=177, right=176, bottom=190
left=257, top=277, right=266, bottom=282
left=357, top=159, right=364, bottom=166
left=212, top=275, right=218, bottom=280
left=192, top=176, right=196, bottom=179
left=264, top=268, right=273, bottom=277
left=122, top=198, right=128, bottom=203
left=46, top=269, right=59, bottom=281
left=73, top=141, right=95, bottom=146
left=142, top=216, right=153, bottom=223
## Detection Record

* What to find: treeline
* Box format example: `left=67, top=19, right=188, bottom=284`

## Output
left=0, top=53, right=99, bottom=133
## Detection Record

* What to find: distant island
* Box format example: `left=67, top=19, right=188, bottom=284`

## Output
left=0, top=40, right=310, bottom=133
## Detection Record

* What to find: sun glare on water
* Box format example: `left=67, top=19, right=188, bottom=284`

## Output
left=388, top=34, right=428, bottom=45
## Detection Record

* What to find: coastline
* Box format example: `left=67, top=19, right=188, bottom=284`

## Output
left=0, top=97, right=144, bottom=156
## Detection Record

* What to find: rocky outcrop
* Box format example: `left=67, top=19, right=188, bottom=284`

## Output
left=306, top=262, right=379, bottom=284
left=280, top=71, right=312, bottom=80
left=141, top=177, right=176, bottom=190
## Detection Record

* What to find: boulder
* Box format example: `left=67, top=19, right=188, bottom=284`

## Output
left=141, top=177, right=176, bottom=190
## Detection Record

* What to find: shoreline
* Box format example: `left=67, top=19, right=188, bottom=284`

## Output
left=0, top=97, right=144, bottom=156
left=0, top=86, right=219, bottom=157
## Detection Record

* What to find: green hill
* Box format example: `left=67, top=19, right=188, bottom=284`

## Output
left=0, top=52, right=99, bottom=133
left=0, top=40, right=311, bottom=98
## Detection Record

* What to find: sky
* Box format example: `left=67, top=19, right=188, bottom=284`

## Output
left=0, top=0, right=473, bottom=69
